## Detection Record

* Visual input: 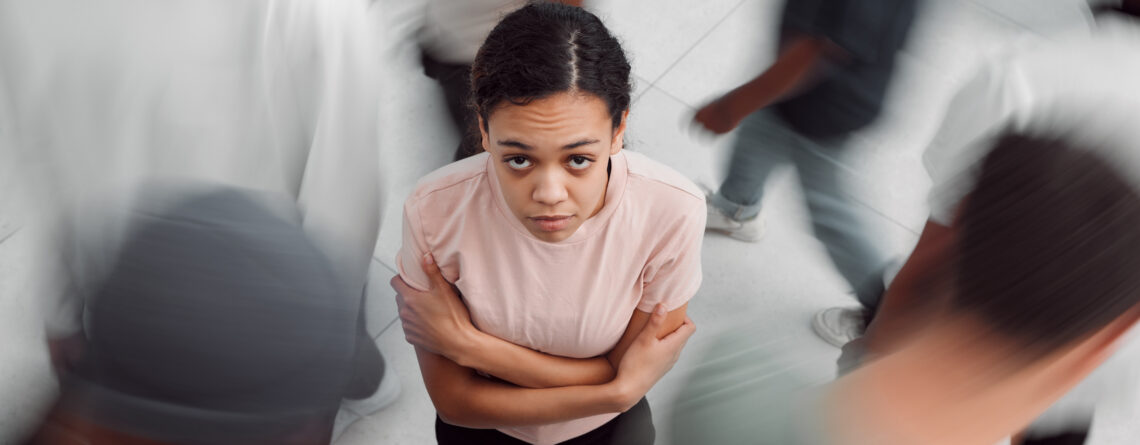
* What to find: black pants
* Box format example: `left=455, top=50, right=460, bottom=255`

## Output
left=420, top=50, right=480, bottom=161
left=435, top=397, right=655, bottom=445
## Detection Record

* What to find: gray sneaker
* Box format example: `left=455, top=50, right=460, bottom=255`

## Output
left=699, top=184, right=764, bottom=242
left=812, top=307, right=867, bottom=348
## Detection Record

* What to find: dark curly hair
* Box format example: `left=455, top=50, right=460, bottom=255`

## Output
left=471, top=3, right=632, bottom=134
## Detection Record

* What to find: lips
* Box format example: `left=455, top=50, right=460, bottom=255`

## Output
left=529, top=215, right=572, bottom=232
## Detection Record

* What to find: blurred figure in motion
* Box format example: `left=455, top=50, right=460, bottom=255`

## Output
left=0, top=0, right=393, bottom=440
left=691, top=0, right=919, bottom=347
left=24, top=186, right=357, bottom=445
left=418, top=0, right=583, bottom=161
left=673, top=133, right=1140, bottom=445
left=859, top=2, right=1140, bottom=442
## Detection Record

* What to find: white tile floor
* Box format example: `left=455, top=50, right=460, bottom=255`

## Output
left=3, top=0, right=1139, bottom=444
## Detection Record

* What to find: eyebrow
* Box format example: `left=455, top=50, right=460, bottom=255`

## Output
left=497, top=138, right=600, bottom=150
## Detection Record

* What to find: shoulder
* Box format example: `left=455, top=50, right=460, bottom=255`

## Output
left=406, top=153, right=490, bottom=209
left=620, top=151, right=706, bottom=235
left=622, top=151, right=704, bottom=206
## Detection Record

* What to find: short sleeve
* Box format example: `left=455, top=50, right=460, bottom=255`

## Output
left=637, top=197, right=705, bottom=312
left=924, top=55, right=1025, bottom=226
left=395, top=196, right=432, bottom=292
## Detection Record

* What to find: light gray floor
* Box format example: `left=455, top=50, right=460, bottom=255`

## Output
left=2, top=0, right=1138, bottom=444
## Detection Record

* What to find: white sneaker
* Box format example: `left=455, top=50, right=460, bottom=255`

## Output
left=332, top=357, right=401, bottom=441
left=700, top=184, right=765, bottom=242
left=812, top=307, right=867, bottom=348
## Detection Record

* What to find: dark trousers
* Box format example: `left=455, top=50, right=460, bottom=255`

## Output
left=420, top=50, right=480, bottom=161
left=435, top=397, right=655, bottom=445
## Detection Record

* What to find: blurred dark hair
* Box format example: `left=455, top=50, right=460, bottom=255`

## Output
left=471, top=2, right=631, bottom=134
left=954, top=134, right=1140, bottom=357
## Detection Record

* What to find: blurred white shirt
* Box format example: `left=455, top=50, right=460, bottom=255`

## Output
left=419, top=0, right=527, bottom=63
left=0, top=0, right=384, bottom=335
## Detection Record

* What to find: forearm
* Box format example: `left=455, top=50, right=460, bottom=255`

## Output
left=418, top=347, right=634, bottom=429
left=460, top=332, right=616, bottom=388
left=720, top=37, right=828, bottom=121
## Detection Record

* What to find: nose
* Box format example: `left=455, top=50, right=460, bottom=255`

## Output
left=532, top=168, right=568, bottom=206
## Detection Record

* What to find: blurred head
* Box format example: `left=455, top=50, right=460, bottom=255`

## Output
left=471, top=3, right=631, bottom=242
left=953, top=134, right=1140, bottom=364
left=34, top=186, right=355, bottom=444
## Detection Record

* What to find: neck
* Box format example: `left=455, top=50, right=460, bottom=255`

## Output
left=824, top=315, right=1088, bottom=445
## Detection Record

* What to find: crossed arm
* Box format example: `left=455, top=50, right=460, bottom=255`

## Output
left=390, top=253, right=694, bottom=428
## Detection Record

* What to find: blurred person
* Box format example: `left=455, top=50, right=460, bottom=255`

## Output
left=672, top=133, right=1140, bottom=445
left=0, top=0, right=394, bottom=439
left=855, top=4, right=1140, bottom=442
left=691, top=0, right=920, bottom=347
left=23, top=186, right=357, bottom=445
left=389, top=4, right=700, bottom=444
left=418, top=0, right=583, bottom=161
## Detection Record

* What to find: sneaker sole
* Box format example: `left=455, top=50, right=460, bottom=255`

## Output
left=811, top=310, right=850, bottom=348
left=706, top=225, right=764, bottom=243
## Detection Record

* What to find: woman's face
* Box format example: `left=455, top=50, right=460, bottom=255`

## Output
left=480, top=92, right=627, bottom=243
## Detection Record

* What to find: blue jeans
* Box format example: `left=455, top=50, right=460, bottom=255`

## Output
left=711, top=110, right=889, bottom=309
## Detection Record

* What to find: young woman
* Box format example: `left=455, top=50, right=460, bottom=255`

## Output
left=391, top=4, right=703, bottom=444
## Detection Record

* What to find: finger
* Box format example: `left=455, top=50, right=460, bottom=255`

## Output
left=421, top=252, right=450, bottom=290
left=390, top=274, right=410, bottom=294
left=639, top=304, right=668, bottom=339
left=661, top=317, right=697, bottom=343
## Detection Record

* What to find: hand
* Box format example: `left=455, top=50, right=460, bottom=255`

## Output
left=614, top=304, right=696, bottom=409
left=390, top=253, right=476, bottom=360
left=693, top=95, right=744, bottom=135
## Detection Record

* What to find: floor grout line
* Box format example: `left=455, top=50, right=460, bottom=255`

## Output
left=374, top=317, right=398, bottom=341
left=371, top=255, right=398, bottom=275
left=647, top=0, right=749, bottom=88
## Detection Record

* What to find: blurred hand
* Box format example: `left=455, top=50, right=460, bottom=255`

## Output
left=693, top=96, right=744, bottom=135
left=614, top=304, right=696, bottom=409
left=390, top=253, right=475, bottom=359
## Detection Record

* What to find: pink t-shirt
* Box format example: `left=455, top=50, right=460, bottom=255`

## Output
left=397, top=150, right=704, bottom=444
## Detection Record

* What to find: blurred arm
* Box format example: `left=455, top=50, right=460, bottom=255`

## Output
left=694, top=35, right=839, bottom=133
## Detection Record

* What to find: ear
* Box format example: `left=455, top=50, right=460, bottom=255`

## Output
left=478, top=115, right=491, bottom=153
left=610, top=109, right=629, bottom=155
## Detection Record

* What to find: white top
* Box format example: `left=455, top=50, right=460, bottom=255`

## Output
left=398, top=151, right=705, bottom=444
left=0, top=0, right=384, bottom=335
left=418, top=0, right=528, bottom=63
left=923, top=14, right=1140, bottom=225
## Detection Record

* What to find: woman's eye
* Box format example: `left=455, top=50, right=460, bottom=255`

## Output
left=505, top=156, right=532, bottom=170
left=567, top=156, right=593, bottom=170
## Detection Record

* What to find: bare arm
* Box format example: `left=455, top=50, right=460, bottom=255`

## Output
left=416, top=305, right=695, bottom=429
left=392, top=254, right=689, bottom=388
left=693, top=35, right=836, bottom=134
left=460, top=303, right=689, bottom=388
